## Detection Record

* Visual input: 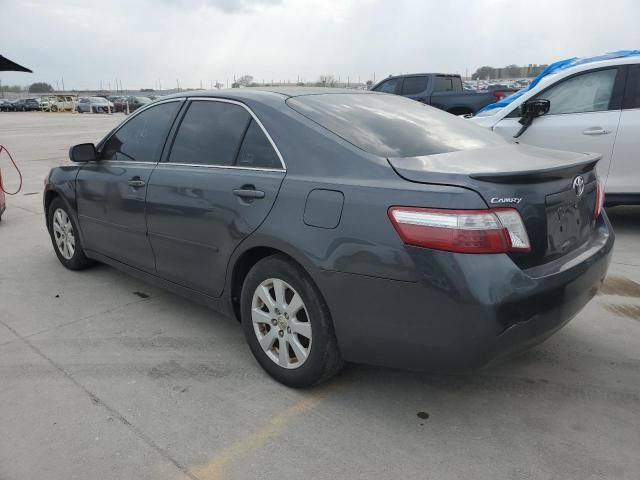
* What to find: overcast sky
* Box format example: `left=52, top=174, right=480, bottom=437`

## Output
left=2, top=0, right=639, bottom=90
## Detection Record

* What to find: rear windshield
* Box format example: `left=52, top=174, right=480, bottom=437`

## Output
left=287, top=93, right=505, bottom=158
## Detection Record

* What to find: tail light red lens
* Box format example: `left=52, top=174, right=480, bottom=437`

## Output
left=594, top=178, right=605, bottom=219
left=388, top=207, right=531, bottom=254
left=493, top=90, right=505, bottom=101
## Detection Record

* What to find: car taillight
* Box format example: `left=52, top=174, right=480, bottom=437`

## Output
left=594, top=177, right=605, bottom=219
left=493, top=90, right=505, bottom=101
left=388, top=207, right=531, bottom=254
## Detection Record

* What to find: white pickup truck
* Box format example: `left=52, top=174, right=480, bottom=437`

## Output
left=470, top=55, right=640, bottom=206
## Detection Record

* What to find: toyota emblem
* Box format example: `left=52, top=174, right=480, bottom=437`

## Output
left=572, top=176, right=585, bottom=197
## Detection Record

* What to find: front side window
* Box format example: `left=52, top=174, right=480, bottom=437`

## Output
left=169, top=101, right=251, bottom=166
left=374, top=78, right=399, bottom=94
left=536, top=68, right=618, bottom=115
left=401, top=76, right=428, bottom=95
left=101, top=101, right=180, bottom=162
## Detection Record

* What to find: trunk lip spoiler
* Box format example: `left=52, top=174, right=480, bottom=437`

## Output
left=469, top=152, right=600, bottom=182
left=387, top=147, right=601, bottom=184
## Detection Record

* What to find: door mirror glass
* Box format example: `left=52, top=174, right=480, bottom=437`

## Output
left=69, top=143, right=97, bottom=162
left=521, top=99, right=550, bottom=118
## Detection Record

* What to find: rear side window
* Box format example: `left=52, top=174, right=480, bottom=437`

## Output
left=374, top=78, right=399, bottom=93
left=536, top=68, right=618, bottom=115
left=101, top=101, right=180, bottom=162
left=287, top=93, right=505, bottom=158
left=169, top=101, right=250, bottom=166
left=433, top=76, right=457, bottom=92
left=236, top=120, right=281, bottom=169
left=401, top=76, right=427, bottom=95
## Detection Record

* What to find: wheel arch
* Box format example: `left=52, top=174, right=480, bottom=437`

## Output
left=228, top=244, right=317, bottom=323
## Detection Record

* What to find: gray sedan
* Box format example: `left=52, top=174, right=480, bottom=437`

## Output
left=43, top=88, right=613, bottom=387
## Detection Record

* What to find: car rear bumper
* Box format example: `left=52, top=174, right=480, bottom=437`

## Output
left=315, top=213, right=614, bottom=371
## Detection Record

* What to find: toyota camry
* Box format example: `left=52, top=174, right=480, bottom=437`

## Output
left=43, top=88, right=613, bottom=387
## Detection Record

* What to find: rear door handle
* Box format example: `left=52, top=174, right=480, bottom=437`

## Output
left=233, top=188, right=265, bottom=199
left=128, top=178, right=146, bottom=188
left=582, top=128, right=611, bottom=136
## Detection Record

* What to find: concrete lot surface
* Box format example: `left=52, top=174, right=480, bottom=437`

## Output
left=1, top=113, right=639, bottom=479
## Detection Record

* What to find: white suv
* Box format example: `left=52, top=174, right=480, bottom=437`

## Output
left=470, top=56, right=639, bottom=206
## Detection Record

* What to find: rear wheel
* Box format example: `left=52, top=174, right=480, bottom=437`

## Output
left=47, top=198, right=94, bottom=270
left=241, top=255, right=343, bottom=387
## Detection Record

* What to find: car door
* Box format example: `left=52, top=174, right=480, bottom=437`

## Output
left=607, top=63, right=640, bottom=195
left=492, top=67, right=625, bottom=183
left=145, top=98, right=286, bottom=297
left=76, top=100, right=182, bottom=271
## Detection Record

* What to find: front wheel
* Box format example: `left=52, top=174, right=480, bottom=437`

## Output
left=241, top=255, right=344, bottom=387
left=47, top=198, right=94, bottom=270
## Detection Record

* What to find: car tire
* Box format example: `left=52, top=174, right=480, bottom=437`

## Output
left=240, top=254, right=344, bottom=388
left=47, top=198, right=94, bottom=270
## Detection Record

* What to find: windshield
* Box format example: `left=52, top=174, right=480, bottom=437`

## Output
left=287, top=93, right=505, bottom=157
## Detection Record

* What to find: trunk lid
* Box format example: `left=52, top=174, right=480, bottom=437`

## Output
left=388, top=144, right=601, bottom=269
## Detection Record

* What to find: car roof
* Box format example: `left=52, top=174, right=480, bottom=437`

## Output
left=160, top=87, right=379, bottom=103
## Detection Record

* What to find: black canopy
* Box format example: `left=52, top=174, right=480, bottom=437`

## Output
left=0, top=55, right=32, bottom=73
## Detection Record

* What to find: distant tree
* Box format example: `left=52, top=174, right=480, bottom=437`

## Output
left=231, top=82, right=240, bottom=88
left=28, top=82, right=53, bottom=93
left=503, top=64, right=521, bottom=78
left=296, top=82, right=305, bottom=86
left=317, top=74, right=336, bottom=87
left=248, top=82, right=260, bottom=87
left=0, top=84, right=24, bottom=93
left=214, top=82, right=224, bottom=89
left=237, top=75, right=254, bottom=87
left=471, top=66, right=495, bottom=80
left=140, top=88, right=155, bottom=92
left=366, top=80, right=373, bottom=89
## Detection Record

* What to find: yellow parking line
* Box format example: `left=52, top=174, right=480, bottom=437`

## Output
left=192, top=389, right=332, bottom=480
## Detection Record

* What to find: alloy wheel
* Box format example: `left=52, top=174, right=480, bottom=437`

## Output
left=52, top=208, right=75, bottom=260
left=251, top=278, right=312, bottom=369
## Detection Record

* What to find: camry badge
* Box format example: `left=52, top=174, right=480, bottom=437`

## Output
left=490, top=197, right=522, bottom=204
left=572, top=176, right=585, bottom=197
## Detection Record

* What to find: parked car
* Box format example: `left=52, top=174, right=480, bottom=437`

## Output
left=471, top=55, right=640, bottom=206
left=76, top=96, right=114, bottom=113
left=16, top=98, right=41, bottom=111
left=38, top=97, right=50, bottom=110
left=44, top=95, right=76, bottom=112
left=112, top=96, right=151, bottom=113
left=44, top=89, right=612, bottom=387
left=371, top=73, right=517, bottom=115
left=0, top=99, right=14, bottom=112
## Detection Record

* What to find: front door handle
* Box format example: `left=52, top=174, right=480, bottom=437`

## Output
left=582, top=128, right=611, bottom=136
left=128, top=178, right=146, bottom=188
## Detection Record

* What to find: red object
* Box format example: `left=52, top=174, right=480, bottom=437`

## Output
left=0, top=167, right=5, bottom=219
left=594, top=177, right=605, bottom=219
left=0, top=144, right=24, bottom=220
left=388, top=206, right=531, bottom=254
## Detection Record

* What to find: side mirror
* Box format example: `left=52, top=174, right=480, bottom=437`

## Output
left=521, top=99, right=550, bottom=118
left=514, top=99, right=550, bottom=138
left=69, top=143, right=97, bottom=162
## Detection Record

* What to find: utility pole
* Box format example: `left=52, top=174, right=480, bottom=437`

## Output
left=176, top=78, right=180, bottom=90
left=61, top=77, right=65, bottom=91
